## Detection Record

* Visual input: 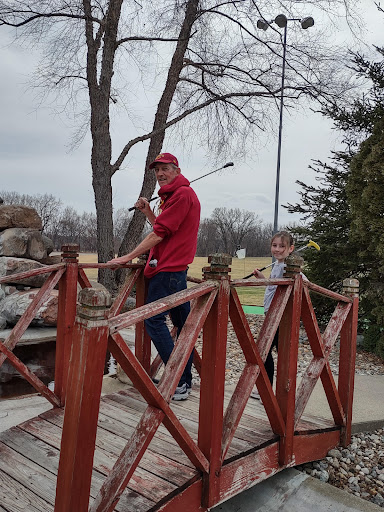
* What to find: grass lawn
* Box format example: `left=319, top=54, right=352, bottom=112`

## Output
left=78, top=254, right=271, bottom=306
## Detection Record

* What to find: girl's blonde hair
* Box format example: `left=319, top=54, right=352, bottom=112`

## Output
left=271, top=230, right=294, bottom=247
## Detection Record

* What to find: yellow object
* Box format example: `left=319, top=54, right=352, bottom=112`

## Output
left=308, top=240, right=320, bottom=251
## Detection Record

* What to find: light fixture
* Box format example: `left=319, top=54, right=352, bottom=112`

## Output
left=257, top=18, right=269, bottom=31
left=300, top=16, right=315, bottom=29
left=274, top=14, right=287, bottom=28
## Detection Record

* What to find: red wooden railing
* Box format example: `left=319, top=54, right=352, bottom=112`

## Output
left=0, top=247, right=359, bottom=512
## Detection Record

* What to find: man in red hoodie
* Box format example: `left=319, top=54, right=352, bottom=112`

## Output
left=108, top=153, right=201, bottom=400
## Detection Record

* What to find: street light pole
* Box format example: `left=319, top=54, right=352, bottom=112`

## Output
left=274, top=22, right=287, bottom=234
left=257, top=14, right=314, bottom=235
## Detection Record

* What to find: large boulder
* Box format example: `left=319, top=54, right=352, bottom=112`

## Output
left=41, top=234, right=54, bottom=255
left=0, top=228, right=53, bottom=261
left=0, top=205, right=42, bottom=230
left=0, top=257, right=48, bottom=287
left=0, top=289, right=59, bottom=326
left=39, top=254, right=62, bottom=265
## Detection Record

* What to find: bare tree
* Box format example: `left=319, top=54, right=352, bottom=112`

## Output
left=80, top=211, right=98, bottom=252
left=196, top=218, right=218, bottom=256
left=0, top=0, right=361, bottom=290
left=210, top=207, right=260, bottom=255
left=113, top=207, right=132, bottom=252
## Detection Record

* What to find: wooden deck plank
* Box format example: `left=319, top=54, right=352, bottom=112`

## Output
left=0, top=467, right=53, bottom=512
left=0, top=382, right=343, bottom=512
left=110, top=389, right=251, bottom=454
left=18, top=415, right=175, bottom=506
left=0, top=428, right=154, bottom=512
left=0, top=442, right=58, bottom=507
left=41, top=404, right=197, bottom=471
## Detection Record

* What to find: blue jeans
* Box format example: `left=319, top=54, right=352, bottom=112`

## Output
left=145, top=271, right=193, bottom=386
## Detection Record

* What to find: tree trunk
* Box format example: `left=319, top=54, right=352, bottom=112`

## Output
left=116, top=0, right=200, bottom=287
left=93, top=162, right=115, bottom=291
left=85, top=0, right=123, bottom=291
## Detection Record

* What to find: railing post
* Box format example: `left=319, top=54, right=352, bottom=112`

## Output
left=339, top=278, right=359, bottom=446
left=276, top=253, right=304, bottom=466
left=55, top=287, right=111, bottom=512
left=135, top=254, right=151, bottom=373
left=55, top=243, right=80, bottom=405
left=199, top=253, right=231, bottom=509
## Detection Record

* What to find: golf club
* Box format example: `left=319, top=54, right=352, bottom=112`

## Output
left=128, top=162, right=234, bottom=211
left=243, top=239, right=320, bottom=279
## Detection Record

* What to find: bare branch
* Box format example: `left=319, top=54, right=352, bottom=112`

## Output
left=116, top=35, right=180, bottom=45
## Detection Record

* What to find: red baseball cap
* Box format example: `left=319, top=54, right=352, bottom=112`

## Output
left=149, top=152, right=179, bottom=169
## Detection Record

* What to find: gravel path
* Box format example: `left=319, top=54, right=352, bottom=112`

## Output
left=191, top=314, right=384, bottom=508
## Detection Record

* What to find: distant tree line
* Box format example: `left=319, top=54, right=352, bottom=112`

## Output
left=196, top=208, right=272, bottom=257
left=1, top=192, right=273, bottom=257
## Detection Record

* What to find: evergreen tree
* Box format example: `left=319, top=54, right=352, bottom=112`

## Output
left=323, top=47, right=384, bottom=148
left=287, top=44, right=384, bottom=357
left=285, top=152, right=360, bottom=322
left=347, top=117, right=384, bottom=357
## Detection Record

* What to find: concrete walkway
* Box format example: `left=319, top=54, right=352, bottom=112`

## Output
left=213, top=468, right=383, bottom=511
left=1, top=373, right=383, bottom=511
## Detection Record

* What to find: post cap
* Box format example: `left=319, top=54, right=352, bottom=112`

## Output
left=77, top=287, right=112, bottom=320
left=342, top=278, right=359, bottom=297
left=284, top=253, right=304, bottom=277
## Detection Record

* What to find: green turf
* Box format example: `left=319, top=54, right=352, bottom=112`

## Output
left=242, top=305, right=264, bottom=315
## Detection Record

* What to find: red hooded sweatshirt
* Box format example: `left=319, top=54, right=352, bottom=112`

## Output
left=144, top=174, right=200, bottom=278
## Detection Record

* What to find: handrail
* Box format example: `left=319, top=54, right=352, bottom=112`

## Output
left=306, top=280, right=353, bottom=302
left=78, top=262, right=143, bottom=269
left=231, top=277, right=293, bottom=287
left=0, top=262, right=65, bottom=284
left=109, top=280, right=218, bottom=333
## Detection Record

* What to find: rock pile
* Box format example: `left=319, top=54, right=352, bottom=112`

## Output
left=0, top=204, right=60, bottom=330
left=298, top=429, right=384, bottom=508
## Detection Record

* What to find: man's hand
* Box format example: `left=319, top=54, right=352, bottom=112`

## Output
left=106, top=232, right=163, bottom=268
left=135, top=197, right=156, bottom=225
left=106, top=254, right=133, bottom=266
left=135, top=197, right=151, bottom=214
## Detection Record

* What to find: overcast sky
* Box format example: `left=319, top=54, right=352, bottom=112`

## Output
left=1, top=1, right=383, bottom=228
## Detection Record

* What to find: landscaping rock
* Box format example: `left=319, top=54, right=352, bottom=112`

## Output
left=0, top=205, right=42, bottom=230
left=0, top=289, right=59, bottom=326
left=0, top=257, right=47, bottom=287
left=0, top=228, right=49, bottom=261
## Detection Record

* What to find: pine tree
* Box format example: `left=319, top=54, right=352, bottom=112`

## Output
left=323, top=47, right=384, bottom=148
left=286, top=44, right=384, bottom=357
left=285, top=152, right=360, bottom=322
left=347, top=117, right=384, bottom=357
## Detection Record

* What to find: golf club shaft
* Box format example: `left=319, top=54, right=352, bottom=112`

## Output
left=128, top=162, right=234, bottom=211
left=242, top=242, right=314, bottom=279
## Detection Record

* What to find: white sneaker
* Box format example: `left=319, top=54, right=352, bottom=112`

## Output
left=250, top=389, right=262, bottom=403
left=172, top=383, right=190, bottom=401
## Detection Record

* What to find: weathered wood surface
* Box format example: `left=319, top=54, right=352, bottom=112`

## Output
left=0, top=263, right=66, bottom=285
left=0, top=383, right=339, bottom=512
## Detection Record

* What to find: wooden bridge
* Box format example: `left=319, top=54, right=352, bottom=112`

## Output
left=0, top=245, right=359, bottom=511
